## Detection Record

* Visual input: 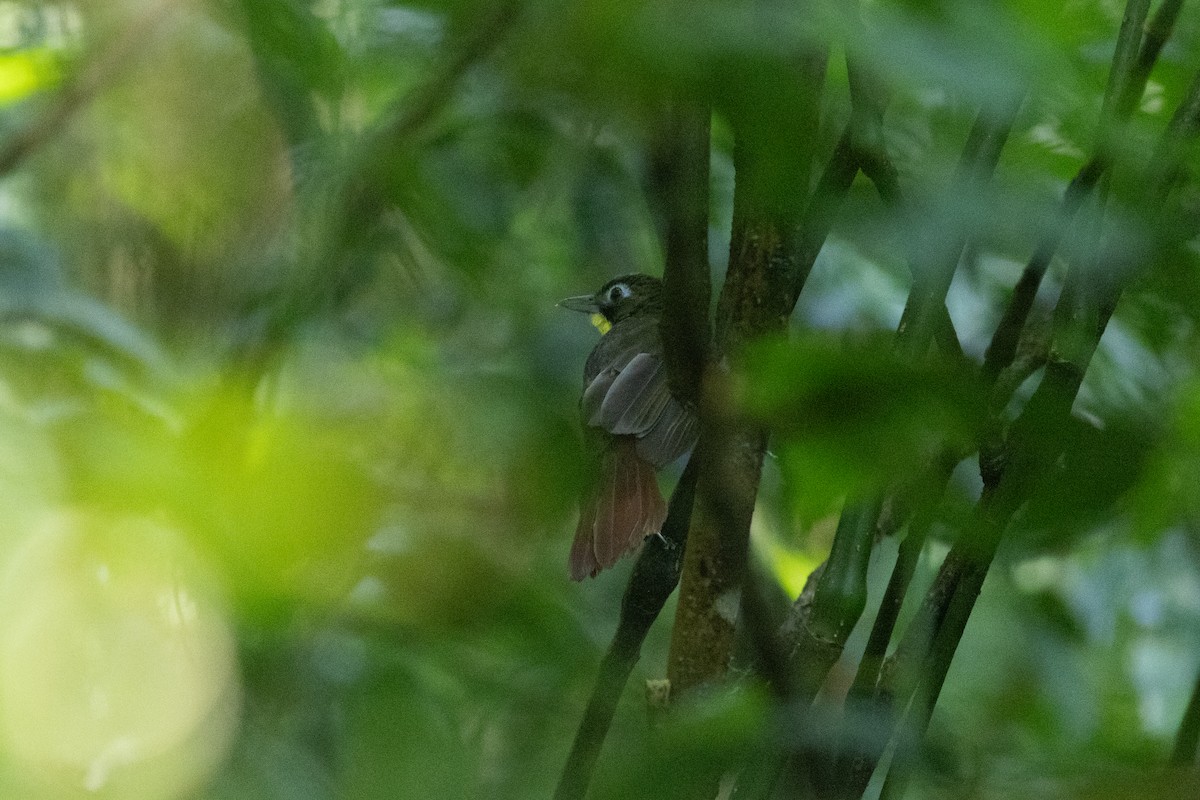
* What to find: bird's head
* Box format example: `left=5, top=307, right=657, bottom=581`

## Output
left=559, top=274, right=663, bottom=333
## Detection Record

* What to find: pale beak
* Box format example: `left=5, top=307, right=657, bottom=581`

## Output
left=558, top=294, right=599, bottom=313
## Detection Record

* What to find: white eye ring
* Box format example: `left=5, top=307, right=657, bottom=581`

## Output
left=607, top=283, right=630, bottom=303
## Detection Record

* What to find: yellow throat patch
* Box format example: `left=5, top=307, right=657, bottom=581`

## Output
left=590, top=313, right=612, bottom=335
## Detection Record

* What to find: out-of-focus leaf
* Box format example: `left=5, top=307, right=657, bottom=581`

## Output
left=183, top=392, right=381, bottom=610
left=0, top=225, right=63, bottom=295
left=0, top=511, right=239, bottom=800
left=591, top=687, right=770, bottom=800
left=89, top=2, right=290, bottom=265
left=0, top=47, right=59, bottom=105
left=338, top=664, right=472, bottom=799
left=236, top=0, right=344, bottom=146
left=854, top=4, right=1042, bottom=105
left=1133, top=381, right=1200, bottom=536
left=1016, top=415, right=1157, bottom=551
left=2, top=292, right=172, bottom=374
left=0, top=228, right=169, bottom=375
left=0, top=396, right=62, bottom=539
left=736, top=335, right=984, bottom=515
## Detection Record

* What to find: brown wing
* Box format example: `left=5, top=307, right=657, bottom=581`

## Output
left=579, top=317, right=697, bottom=468
left=598, top=353, right=672, bottom=433
left=634, top=400, right=697, bottom=466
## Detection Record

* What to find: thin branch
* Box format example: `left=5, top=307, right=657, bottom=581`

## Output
left=877, top=489, right=1019, bottom=800
left=657, top=105, right=714, bottom=409
left=981, top=0, right=1179, bottom=386
left=836, top=453, right=961, bottom=798
left=667, top=24, right=828, bottom=702
left=893, top=99, right=1020, bottom=357
left=980, top=157, right=1105, bottom=385
left=658, top=102, right=714, bottom=407
left=554, top=459, right=701, bottom=800
left=858, top=145, right=966, bottom=364
left=1126, top=0, right=1185, bottom=118
left=555, top=93, right=712, bottom=799
left=786, top=127, right=860, bottom=308
left=786, top=100, right=1016, bottom=705
left=878, top=57, right=1200, bottom=798
left=1145, top=69, right=1200, bottom=200
left=1101, top=0, right=1153, bottom=127
left=840, top=0, right=969, bottom=361
left=854, top=450, right=964, bottom=695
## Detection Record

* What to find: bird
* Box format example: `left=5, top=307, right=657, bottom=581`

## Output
left=559, top=274, right=698, bottom=580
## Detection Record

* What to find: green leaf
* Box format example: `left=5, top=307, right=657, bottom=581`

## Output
left=736, top=335, right=984, bottom=510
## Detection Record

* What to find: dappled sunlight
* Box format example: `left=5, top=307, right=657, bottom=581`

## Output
left=0, top=512, right=239, bottom=799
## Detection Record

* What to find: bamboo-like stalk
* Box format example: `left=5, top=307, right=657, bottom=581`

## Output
left=877, top=14, right=1200, bottom=798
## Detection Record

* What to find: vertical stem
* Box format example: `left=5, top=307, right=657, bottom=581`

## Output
left=658, top=103, right=714, bottom=407
left=556, top=92, right=714, bottom=800
left=668, top=426, right=765, bottom=693
left=553, top=461, right=700, bottom=800
left=878, top=64, right=1200, bottom=798
left=1100, top=0, right=1152, bottom=127
left=668, top=20, right=827, bottom=700
left=1172, top=666, right=1200, bottom=767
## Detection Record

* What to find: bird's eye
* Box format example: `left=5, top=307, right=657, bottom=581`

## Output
left=607, top=283, right=630, bottom=303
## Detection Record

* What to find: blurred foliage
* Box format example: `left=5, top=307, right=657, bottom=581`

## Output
left=0, top=0, right=1191, bottom=799
left=737, top=334, right=985, bottom=523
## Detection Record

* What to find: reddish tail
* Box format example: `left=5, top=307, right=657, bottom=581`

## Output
left=569, top=437, right=667, bottom=580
